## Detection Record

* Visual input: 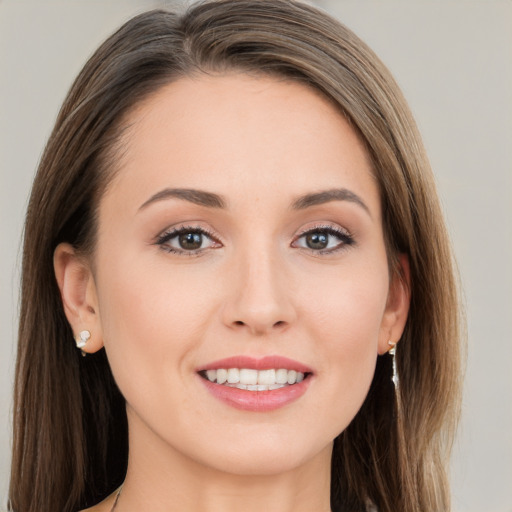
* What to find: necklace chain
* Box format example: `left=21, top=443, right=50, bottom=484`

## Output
left=109, top=486, right=123, bottom=512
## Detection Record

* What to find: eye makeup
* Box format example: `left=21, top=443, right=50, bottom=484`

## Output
left=154, top=224, right=222, bottom=255
left=292, top=224, right=355, bottom=255
left=153, top=221, right=355, bottom=258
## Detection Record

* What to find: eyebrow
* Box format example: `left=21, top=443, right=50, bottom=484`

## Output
left=138, top=186, right=370, bottom=216
left=291, top=188, right=371, bottom=216
left=139, top=188, right=226, bottom=210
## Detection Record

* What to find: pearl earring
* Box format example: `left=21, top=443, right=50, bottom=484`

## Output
left=76, top=330, right=91, bottom=349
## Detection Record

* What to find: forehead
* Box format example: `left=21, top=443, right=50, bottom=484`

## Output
left=102, top=73, right=379, bottom=217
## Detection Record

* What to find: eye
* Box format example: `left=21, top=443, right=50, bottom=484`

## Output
left=292, top=226, right=354, bottom=253
left=155, top=226, right=221, bottom=254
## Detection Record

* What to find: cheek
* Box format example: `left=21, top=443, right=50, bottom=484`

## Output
left=298, top=260, right=389, bottom=426
left=93, top=248, right=216, bottom=401
left=301, top=257, right=389, bottom=349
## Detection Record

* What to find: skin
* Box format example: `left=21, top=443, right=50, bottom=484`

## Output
left=54, top=74, right=410, bottom=512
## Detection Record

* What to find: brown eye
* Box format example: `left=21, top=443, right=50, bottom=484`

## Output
left=178, top=232, right=203, bottom=250
left=156, top=227, right=221, bottom=254
left=292, top=226, right=354, bottom=253
left=305, top=232, right=329, bottom=250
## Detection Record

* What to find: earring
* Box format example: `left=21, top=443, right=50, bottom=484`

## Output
left=388, top=340, right=398, bottom=388
left=76, top=330, right=91, bottom=356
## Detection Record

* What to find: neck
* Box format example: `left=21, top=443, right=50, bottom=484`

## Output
left=118, top=408, right=332, bottom=512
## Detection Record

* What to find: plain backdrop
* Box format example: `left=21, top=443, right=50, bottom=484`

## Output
left=1, top=1, right=511, bottom=511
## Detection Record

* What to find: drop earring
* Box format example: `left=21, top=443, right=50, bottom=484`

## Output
left=388, top=340, right=398, bottom=388
left=76, top=330, right=91, bottom=356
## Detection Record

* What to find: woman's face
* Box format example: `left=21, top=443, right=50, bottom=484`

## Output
left=84, top=74, right=408, bottom=475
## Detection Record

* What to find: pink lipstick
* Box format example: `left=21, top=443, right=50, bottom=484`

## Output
left=196, top=355, right=313, bottom=412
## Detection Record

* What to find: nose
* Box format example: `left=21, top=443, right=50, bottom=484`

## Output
left=222, top=249, right=297, bottom=336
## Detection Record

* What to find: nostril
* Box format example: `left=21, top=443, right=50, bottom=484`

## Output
left=229, top=319, right=289, bottom=333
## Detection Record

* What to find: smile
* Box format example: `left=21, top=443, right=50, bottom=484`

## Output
left=199, top=368, right=307, bottom=391
left=197, top=356, right=313, bottom=411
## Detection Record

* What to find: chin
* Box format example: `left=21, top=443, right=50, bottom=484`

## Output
left=191, top=430, right=334, bottom=478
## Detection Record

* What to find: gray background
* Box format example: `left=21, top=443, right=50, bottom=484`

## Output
left=1, top=1, right=511, bottom=511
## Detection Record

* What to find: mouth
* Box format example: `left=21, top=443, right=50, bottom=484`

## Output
left=196, top=356, right=313, bottom=411
left=198, top=368, right=311, bottom=391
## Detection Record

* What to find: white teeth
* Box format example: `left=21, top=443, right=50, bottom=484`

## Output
left=257, top=369, right=275, bottom=385
left=225, top=383, right=288, bottom=391
left=227, top=368, right=240, bottom=384
left=203, top=367, right=308, bottom=389
left=239, top=369, right=258, bottom=385
left=216, top=369, right=227, bottom=384
left=275, top=368, right=288, bottom=384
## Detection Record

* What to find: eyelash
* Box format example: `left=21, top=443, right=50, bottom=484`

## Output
left=293, top=225, right=355, bottom=255
left=155, top=225, right=220, bottom=255
left=154, top=224, right=354, bottom=256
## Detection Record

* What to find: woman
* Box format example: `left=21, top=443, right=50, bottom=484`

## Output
left=8, top=1, right=462, bottom=511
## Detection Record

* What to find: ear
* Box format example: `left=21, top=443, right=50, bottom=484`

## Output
left=54, top=243, right=104, bottom=354
left=377, top=254, right=411, bottom=355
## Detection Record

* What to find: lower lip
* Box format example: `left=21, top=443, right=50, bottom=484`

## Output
left=199, top=376, right=312, bottom=412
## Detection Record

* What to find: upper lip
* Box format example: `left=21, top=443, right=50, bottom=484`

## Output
left=197, top=355, right=313, bottom=374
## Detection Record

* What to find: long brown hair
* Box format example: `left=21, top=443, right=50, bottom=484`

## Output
left=9, top=2, right=462, bottom=511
